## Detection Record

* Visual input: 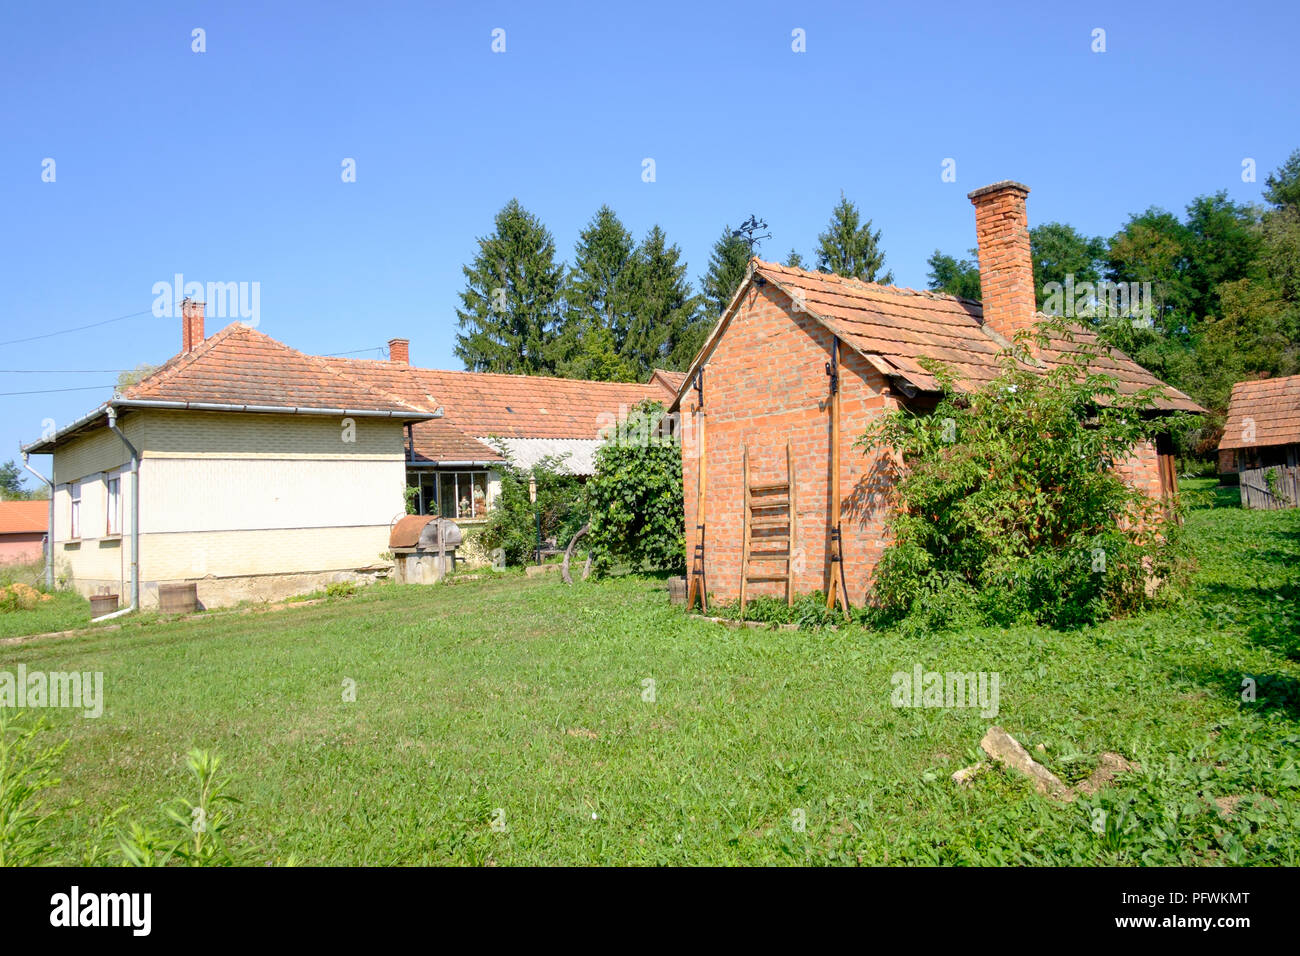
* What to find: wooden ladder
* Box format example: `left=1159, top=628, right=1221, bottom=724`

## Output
left=740, top=440, right=797, bottom=620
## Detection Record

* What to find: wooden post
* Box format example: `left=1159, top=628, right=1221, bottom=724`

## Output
left=786, top=439, right=796, bottom=607
left=740, top=446, right=751, bottom=619
left=826, top=337, right=850, bottom=614
left=687, top=375, right=709, bottom=612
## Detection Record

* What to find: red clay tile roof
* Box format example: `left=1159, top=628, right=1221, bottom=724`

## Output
left=1218, top=374, right=1300, bottom=450
left=674, top=259, right=1202, bottom=413
left=408, top=419, right=505, bottom=464
left=0, top=500, right=48, bottom=535
left=328, top=359, right=673, bottom=441
left=121, top=324, right=431, bottom=415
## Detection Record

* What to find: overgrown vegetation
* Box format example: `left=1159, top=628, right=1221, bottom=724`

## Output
left=587, top=401, right=685, bottom=576
left=479, top=452, right=586, bottom=567
left=862, top=321, right=1192, bottom=630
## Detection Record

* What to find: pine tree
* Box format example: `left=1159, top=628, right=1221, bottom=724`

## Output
left=785, top=249, right=805, bottom=269
left=623, top=226, right=701, bottom=377
left=700, top=226, right=752, bottom=317
left=454, top=199, right=567, bottom=375
left=553, top=206, right=638, bottom=381
left=815, top=193, right=893, bottom=284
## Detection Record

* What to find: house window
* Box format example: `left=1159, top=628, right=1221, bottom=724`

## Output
left=105, top=472, right=121, bottom=536
left=438, top=471, right=490, bottom=520
left=408, top=471, right=492, bottom=519
left=69, top=481, right=81, bottom=539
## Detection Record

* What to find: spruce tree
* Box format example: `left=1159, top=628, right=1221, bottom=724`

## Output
left=623, top=226, right=701, bottom=377
left=454, top=199, right=566, bottom=375
left=700, top=226, right=752, bottom=317
left=815, top=193, right=893, bottom=284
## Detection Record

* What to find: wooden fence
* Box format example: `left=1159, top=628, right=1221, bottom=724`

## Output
left=1239, top=459, right=1300, bottom=510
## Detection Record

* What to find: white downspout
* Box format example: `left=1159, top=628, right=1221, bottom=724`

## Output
left=104, top=407, right=140, bottom=617
left=20, top=453, right=54, bottom=591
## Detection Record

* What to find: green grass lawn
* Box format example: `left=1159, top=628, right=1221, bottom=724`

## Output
left=4, top=477, right=1298, bottom=865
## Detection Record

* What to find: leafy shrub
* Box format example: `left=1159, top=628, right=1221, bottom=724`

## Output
left=0, top=712, right=68, bottom=866
left=587, top=401, right=685, bottom=576
left=480, top=452, right=587, bottom=567
left=862, top=320, right=1192, bottom=629
left=118, top=749, right=246, bottom=866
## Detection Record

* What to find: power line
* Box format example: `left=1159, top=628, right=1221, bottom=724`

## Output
left=0, top=384, right=114, bottom=397
left=0, top=368, right=133, bottom=374
left=0, top=309, right=156, bottom=347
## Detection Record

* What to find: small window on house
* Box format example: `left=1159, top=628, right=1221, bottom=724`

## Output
left=432, top=471, right=492, bottom=520
left=106, top=473, right=121, bottom=536
left=69, top=481, right=82, bottom=539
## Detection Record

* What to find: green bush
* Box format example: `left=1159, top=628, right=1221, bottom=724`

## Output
left=0, top=712, right=68, bottom=866
left=587, top=401, right=685, bottom=576
left=480, top=452, right=587, bottom=567
left=862, top=319, right=1192, bottom=629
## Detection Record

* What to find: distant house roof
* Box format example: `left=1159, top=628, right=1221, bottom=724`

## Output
left=329, top=358, right=678, bottom=472
left=671, top=258, right=1203, bottom=414
left=0, top=500, right=48, bottom=535
left=1219, top=374, right=1300, bottom=451
left=121, top=324, right=430, bottom=415
left=23, top=321, right=683, bottom=471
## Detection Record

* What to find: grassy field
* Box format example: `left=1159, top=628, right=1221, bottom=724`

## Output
left=3, top=478, right=1298, bottom=865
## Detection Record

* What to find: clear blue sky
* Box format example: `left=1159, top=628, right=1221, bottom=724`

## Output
left=3, top=0, right=1297, bottom=482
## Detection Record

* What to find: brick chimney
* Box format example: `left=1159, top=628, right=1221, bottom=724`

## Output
left=181, top=298, right=205, bottom=353
left=388, top=338, right=410, bottom=365
left=968, top=181, right=1036, bottom=342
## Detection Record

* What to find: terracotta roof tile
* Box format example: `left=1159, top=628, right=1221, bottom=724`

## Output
left=0, top=500, right=48, bottom=535
left=328, top=359, right=672, bottom=441
left=749, top=259, right=1201, bottom=412
left=1218, top=374, right=1300, bottom=450
left=122, top=324, right=430, bottom=415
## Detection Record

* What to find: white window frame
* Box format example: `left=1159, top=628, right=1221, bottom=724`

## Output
left=69, top=481, right=82, bottom=540
left=440, top=471, right=492, bottom=520
left=105, top=471, right=122, bottom=536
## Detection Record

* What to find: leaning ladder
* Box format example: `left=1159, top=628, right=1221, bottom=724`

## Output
left=739, top=440, right=797, bottom=620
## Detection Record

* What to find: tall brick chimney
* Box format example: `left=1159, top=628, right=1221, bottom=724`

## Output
left=181, top=298, right=205, bottom=353
left=969, top=181, right=1036, bottom=342
left=388, top=338, right=410, bottom=365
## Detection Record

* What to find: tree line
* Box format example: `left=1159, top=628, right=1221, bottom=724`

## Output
left=927, top=150, right=1300, bottom=443
left=453, top=193, right=892, bottom=382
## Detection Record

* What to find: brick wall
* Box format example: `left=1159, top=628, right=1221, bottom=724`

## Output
left=1114, top=440, right=1164, bottom=501
left=682, top=282, right=899, bottom=607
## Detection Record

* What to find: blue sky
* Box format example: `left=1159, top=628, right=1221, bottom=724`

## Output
left=2, top=0, right=1297, bottom=480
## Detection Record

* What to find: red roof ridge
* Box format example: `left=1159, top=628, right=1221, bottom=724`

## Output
left=120, top=321, right=252, bottom=398
left=751, top=258, right=980, bottom=306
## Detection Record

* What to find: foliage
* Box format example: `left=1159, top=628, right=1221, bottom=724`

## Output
left=13, top=487, right=1300, bottom=864
left=0, top=460, right=29, bottom=499
left=699, top=225, right=751, bottom=318
left=1030, top=222, right=1107, bottom=306
left=454, top=198, right=567, bottom=375
left=119, top=749, right=243, bottom=866
left=815, top=192, right=893, bottom=284
left=627, top=226, right=705, bottom=376
left=0, top=712, right=68, bottom=866
left=861, top=319, right=1191, bottom=629
left=586, top=401, right=685, bottom=576
left=926, top=248, right=982, bottom=300
left=479, top=452, right=586, bottom=567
